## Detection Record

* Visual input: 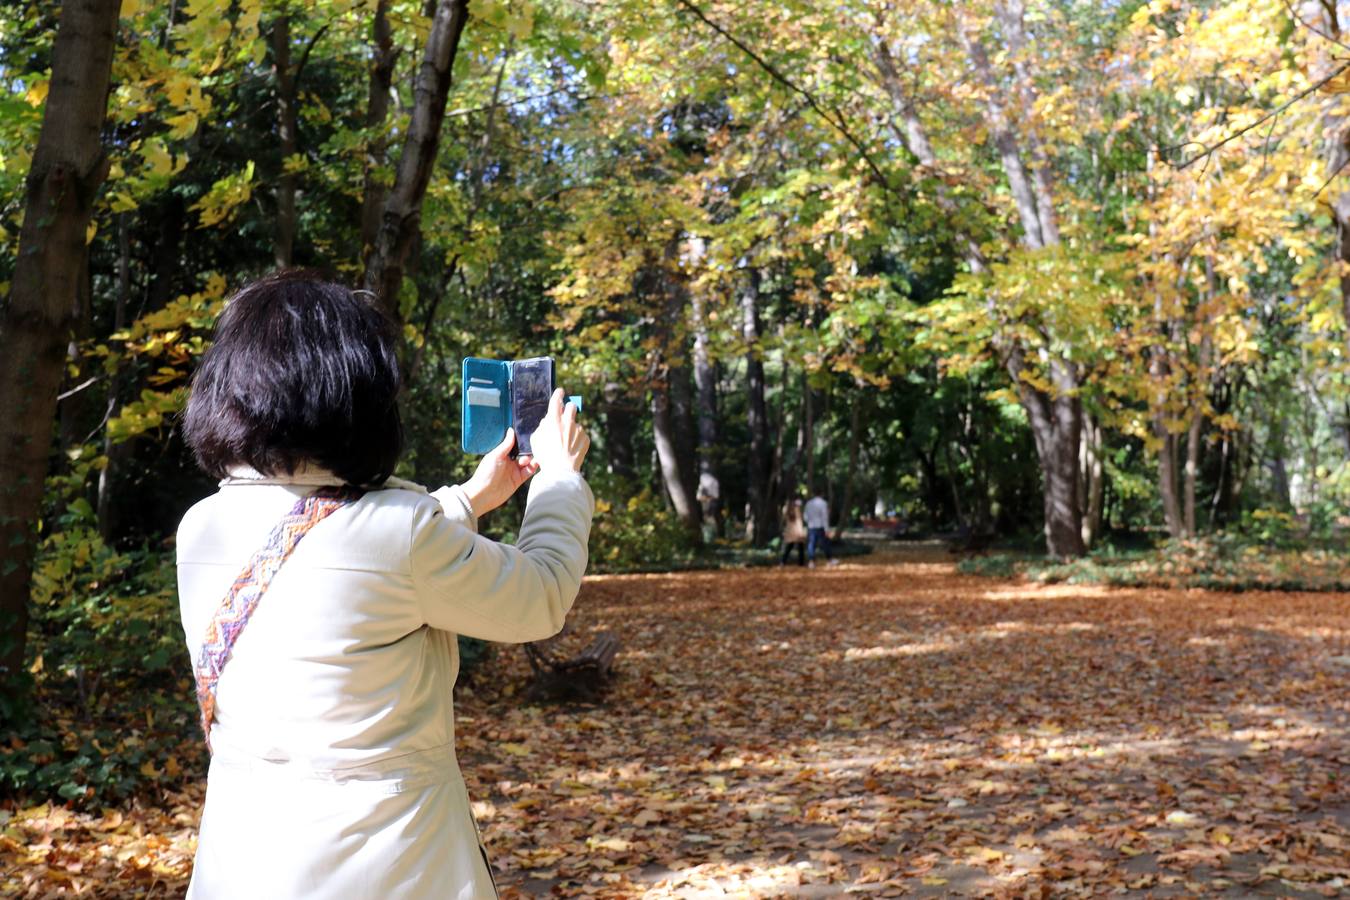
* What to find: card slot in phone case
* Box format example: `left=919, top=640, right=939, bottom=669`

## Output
left=466, top=386, right=501, bottom=407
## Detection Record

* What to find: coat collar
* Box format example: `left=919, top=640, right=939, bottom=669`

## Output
left=221, top=465, right=427, bottom=494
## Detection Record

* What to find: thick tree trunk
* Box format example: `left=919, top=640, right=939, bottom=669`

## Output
left=690, top=292, right=721, bottom=535
left=741, top=272, right=772, bottom=543
left=651, top=379, right=700, bottom=536
left=0, top=0, right=119, bottom=697
left=1008, top=351, right=1085, bottom=558
left=272, top=15, right=298, bottom=268
left=360, top=0, right=397, bottom=258
left=964, top=19, right=1083, bottom=556
left=362, top=0, right=470, bottom=322
left=1156, top=430, right=1184, bottom=538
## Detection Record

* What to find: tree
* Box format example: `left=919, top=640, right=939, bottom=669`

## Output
left=0, top=0, right=121, bottom=705
left=363, top=0, right=471, bottom=323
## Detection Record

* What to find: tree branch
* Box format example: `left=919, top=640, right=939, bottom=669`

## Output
left=1163, top=61, right=1350, bottom=169
left=671, top=0, right=893, bottom=191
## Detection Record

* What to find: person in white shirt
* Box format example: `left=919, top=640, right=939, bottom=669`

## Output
left=176, top=271, right=592, bottom=899
left=802, top=491, right=838, bottom=567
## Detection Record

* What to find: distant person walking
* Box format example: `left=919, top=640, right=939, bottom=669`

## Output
left=803, top=491, right=837, bottom=568
left=780, top=497, right=806, bottom=566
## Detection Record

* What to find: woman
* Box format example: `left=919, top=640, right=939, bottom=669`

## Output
left=176, top=271, right=592, bottom=899
left=780, top=496, right=806, bottom=566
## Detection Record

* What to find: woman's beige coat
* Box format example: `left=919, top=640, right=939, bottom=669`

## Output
left=176, top=466, right=593, bottom=899
left=782, top=501, right=807, bottom=543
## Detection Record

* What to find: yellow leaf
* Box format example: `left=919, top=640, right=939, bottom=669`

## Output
left=921, top=876, right=948, bottom=885
left=25, top=80, right=48, bottom=107
left=499, top=742, right=530, bottom=757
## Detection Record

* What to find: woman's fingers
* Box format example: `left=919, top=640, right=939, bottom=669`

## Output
left=493, top=427, right=517, bottom=460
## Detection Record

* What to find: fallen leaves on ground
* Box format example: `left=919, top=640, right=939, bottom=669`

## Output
left=4, top=544, right=1348, bottom=897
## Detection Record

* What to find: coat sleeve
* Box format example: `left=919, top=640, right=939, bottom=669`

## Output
left=412, top=471, right=594, bottom=642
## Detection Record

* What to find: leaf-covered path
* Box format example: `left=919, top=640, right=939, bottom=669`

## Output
left=6, top=544, right=1349, bottom=897
left=459, top=544, right=1349, bottom=897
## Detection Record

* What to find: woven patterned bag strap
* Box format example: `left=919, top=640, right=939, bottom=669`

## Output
left=194, top=486, right=364, bottom=751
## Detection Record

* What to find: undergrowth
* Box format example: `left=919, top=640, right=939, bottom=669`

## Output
left=958, top=530, right=1350, bottom=592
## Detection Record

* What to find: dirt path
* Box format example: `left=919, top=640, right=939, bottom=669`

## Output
left=5, top=545, right=1347, bottom=897
left=456, top=544, right=1350, bottom=897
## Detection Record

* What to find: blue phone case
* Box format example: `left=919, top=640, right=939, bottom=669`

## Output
left=462, top=357, right=512, bottom=455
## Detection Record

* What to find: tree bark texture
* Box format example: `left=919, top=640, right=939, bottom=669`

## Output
left=362, top=0, right=469, bottom=322
left=0, top=0, right=119, bottom=695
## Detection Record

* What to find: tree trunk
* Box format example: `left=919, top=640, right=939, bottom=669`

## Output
left=601, top=380, right=637, bottom=480
left=360, top=0, right=397, bottom=259
left=1183, top=335, right=1213, bottom=537
left=651, top=378, right=700, bottom=537
left=741, top=271, right=772, bottom=544
left=1008, top=351, right=1085, bottom=558
left=0, top=0, right=119, bottom=699
left=801, top=372, right=815, bottom=492
left=272, top=15, right=298, bottom=268
left=870, top=41, right=987, bottom=272
left=362, top=0, right=470, bottom=323
left=961, top=18, right=1084, bottom=557
left=690, top=292, right=721, bottom=536
left=1306, top=1, right=1350, bottom=444
left=957, top=24, right=1047, bottom=249
left=97, top=213, right=132, bottom=540
left=1079, top=414, right=1104, bottom=548
left=58, top=251, right=94, bottom=453
left=836, top=392, right=863, bottom=539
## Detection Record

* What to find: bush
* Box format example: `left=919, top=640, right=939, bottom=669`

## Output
left=956, top=554, right=1017, bottom=578
left=2, top=496, right=202, bottom=807
left=587, top=477, right=694, bottom=573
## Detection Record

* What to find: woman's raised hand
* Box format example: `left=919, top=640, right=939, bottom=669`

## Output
left=531, top=389, right=589, bottom=474
left=461, top=428, right=538, bottom=518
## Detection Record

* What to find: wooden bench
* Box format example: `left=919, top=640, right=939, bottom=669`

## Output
left=523, top=630, right=620, bottom=702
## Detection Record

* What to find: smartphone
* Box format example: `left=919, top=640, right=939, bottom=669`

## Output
left=510, top=357, right=554, bottom=456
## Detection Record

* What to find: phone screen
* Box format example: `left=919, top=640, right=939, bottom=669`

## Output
left=511, top=357, right=554, bottom=456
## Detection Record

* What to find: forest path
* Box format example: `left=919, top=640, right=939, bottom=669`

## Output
left=5, top=546, right=1347, bottom=898
left=458, top=543, right=1350, bottom=898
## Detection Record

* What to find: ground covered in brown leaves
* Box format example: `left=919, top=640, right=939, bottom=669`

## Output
left=5, top=544, right=1349, bottom=897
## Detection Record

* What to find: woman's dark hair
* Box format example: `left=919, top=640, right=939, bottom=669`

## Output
left=183, top=270, right=403, bottom=487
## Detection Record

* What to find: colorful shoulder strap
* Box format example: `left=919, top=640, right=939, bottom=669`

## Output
left=194, top=486, right=364, bottom=751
